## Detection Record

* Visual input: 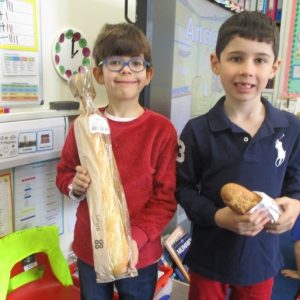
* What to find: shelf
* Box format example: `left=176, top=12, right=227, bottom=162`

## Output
left=0, top=108, right=80, bottom=123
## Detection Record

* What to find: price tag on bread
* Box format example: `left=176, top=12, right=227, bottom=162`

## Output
left=220, top=183, right=282, bottom=223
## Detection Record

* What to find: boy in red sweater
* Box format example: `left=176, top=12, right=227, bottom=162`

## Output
left=56, top=23, right=178, bottom=300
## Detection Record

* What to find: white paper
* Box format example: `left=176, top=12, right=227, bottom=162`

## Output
left=250, top=191, right=282, bottom=223
left=14, top=159, right=64, bottom=233
left=2, top=52, right=39, bottom=76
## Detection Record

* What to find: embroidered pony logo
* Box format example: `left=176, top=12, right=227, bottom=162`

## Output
left=275, top=134, right=286, bottom=167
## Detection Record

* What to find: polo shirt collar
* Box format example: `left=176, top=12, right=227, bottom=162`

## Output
left=208, top=96, right=289, bottom=133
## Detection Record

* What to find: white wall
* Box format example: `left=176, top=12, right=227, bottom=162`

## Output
left=40, top=0, right=136, bottom=108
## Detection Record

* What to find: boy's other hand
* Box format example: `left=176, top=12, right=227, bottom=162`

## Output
left=281, top=268, right=300, bottom=280
left=265, top=197, right=300, bottom=234
left=71, top=165, right=91, bottom=196
left=215, top=207, right=270, bottom=236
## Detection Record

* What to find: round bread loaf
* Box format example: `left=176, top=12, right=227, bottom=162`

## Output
left=220, top=183, right=262, bottom=214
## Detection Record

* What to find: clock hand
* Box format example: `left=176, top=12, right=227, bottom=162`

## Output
left=71, top=38, right=79, bottom=58
left=72, top=50, right=79, bottom=58
left=71, top=38, right=75, bottom=55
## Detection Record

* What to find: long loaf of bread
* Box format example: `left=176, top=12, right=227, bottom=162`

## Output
left=220, top=183, right=262, bottom=214
left=69, top=70, right=133, bottom=281
left=75, top=113, right=129, bottom=279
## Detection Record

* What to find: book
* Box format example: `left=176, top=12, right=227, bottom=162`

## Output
left=174, top=266, right=187, bottom=282
left=173, top=232, right=191, bottom=262
left=275, top=0, right=283, bottom=21
left=159, top=248, right=173, bottom=268
left=266, top=0, right=277, bottom=21
left=164, top=226, right=191, bottom=282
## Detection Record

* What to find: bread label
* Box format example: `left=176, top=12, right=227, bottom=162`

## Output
left=89, top=114, right=110, bottom=134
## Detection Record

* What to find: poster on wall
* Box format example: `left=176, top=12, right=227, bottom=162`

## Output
left=0, top=0, right=43, bottom=106
left=13, top=159, right=64, bottom=234
left=287, top=0, right=300, bottom=95
left=283, top=0, right=300, bottom=97
left=170, top=0, right=233, bottom=133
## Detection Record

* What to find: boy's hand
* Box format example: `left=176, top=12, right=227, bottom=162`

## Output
left=215, top=207, right=270, bottom=236
left=264, top=197, right=300, bottom=234
left=71, top=165, right=91, bottom=196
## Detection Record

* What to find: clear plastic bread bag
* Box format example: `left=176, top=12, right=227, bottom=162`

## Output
left=69, top=67, right=137, bottom=282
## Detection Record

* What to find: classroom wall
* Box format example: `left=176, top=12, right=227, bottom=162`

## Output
left=40, top=0, right=135, bottom=108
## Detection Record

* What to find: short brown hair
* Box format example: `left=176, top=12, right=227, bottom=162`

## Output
left=93, top=23, right=152, bottom=66
left=216, top=11, right=279, bottom=61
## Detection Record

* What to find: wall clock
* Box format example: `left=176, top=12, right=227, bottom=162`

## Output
left=52, top=29, right=92, bottom=80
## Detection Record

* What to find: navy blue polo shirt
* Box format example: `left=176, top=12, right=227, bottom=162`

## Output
left=176, top=97, right=300, bottom=285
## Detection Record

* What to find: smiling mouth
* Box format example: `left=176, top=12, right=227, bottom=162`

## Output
left=235, top=82, right=255, bottom=88
left=115, top=80, right=138, bottom=84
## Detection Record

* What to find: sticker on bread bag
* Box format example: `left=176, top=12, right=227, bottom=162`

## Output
left=89, top=114, right=110, bottom=134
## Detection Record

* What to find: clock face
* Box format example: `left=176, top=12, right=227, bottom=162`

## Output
left=52, top=29, right=91, bottom=80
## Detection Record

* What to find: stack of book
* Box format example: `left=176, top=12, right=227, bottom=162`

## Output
left=162, top=226, right=191, bottom=283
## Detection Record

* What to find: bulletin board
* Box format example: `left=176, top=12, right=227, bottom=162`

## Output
left=283, top=0, right=300, bottom=97
left=0, top=0, right=43, bottom=106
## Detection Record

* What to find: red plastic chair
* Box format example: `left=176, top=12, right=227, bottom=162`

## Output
left=0, top=225, right=80, bottom=300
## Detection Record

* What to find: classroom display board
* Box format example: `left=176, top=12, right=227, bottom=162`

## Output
left=0, top=117, right=67, bottom=238
left=288, top=0, right=300, bottom=95
left=0, top=0, right=43, bottom=106
left=0, top=161, right=65, bottom=238
left=283, top=0, right=300, bottom=97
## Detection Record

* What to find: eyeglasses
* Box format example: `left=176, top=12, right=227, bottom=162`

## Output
left=98, top=56, right=151, bottom=73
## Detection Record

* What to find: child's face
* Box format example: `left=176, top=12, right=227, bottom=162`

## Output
left=93, top=55, right=153, bottom=104
left=210, top=36, right=281, bottom=104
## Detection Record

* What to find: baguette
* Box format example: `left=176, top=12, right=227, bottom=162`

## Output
left=90, top=126, right=129, bottom=276
left=70, top=70, right=133, bottom=282
left=75, top=115, right=129, bottom=277
left=220, top=183, right=262, bottom=214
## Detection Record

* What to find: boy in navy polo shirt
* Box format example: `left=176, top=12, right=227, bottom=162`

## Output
left=177, top=11, right=300, bottom=300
